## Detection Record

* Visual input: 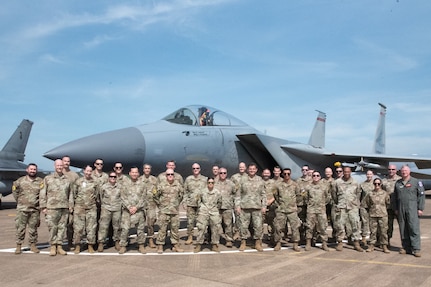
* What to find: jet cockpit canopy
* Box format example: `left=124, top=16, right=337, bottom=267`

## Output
left=163, top=105, right=248, bottom=126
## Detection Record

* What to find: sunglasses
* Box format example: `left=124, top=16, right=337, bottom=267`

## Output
left=114, top=166, right=123, bottom=169
left=166, top=173, right=174, bottom=176
left=109, top=175, right=117, bottom=178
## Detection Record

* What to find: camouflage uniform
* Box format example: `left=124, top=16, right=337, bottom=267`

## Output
left=273, top=179, right=301, bottom=243
left=63, top=170, right=79, bottom=247
left=235, top=175, right=266, bottom=240
left=40, top=172, right=73, bottom=245
left=12, top=175, right=44, bottom=245
left=157, top=171, right=184, bottom=185
left=119, top=180, right=147, bottom=247
left=263, top=178, right=278, bottom=240
left=71, top=176, right=100, bottom=245
left=184, top=174, right=208, bottom=237
left=230, top=173, right=246, bottom=237
left=333, top=177, right=362, bottom=242
left=322, top=178, right=336, bottom=238
left=154, top=180, right=184, bottom=245
left=98, top=182, right=122, bottom=244
left=359, top=180, right=374, bottom=237
left=140, top=174, right=158, bottom=240
left=92, top=170, right=109, bottom=185
left=393, top=177, right=425, bottom=253
left=382, top=175, right=401, bottom=240
left=196, top=187, right=223, bottom=244
left=305, top=182, right=330, bottom=242
left=215, top=178, right=236, bottom=243
left=362, top=188, right=390, bottom=245
left=296, top=177, right=310, bottom=242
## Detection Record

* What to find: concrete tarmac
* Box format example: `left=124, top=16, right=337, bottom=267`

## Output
left=1, top=194, right=430, bottom=287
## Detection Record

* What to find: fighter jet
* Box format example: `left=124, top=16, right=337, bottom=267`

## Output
left=43, top=104, right=431, bottom=180
left=0, top=119, right=34, bottom=203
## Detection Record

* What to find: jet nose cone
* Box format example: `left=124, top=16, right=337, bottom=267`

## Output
left=44, top=127, right=145, bottom=169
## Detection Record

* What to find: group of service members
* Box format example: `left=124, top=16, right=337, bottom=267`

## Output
left=11, top=157, right=425, bottom=257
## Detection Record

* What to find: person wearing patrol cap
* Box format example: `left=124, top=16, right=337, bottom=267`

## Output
left=393, top=165, right=425, bottom=257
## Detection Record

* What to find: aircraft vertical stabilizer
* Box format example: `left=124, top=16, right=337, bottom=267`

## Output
left=373, top=103, right=386, bottom=154
left=0, top=119, right=33, bottom=162
left=308, top=110, right=326, bottom=148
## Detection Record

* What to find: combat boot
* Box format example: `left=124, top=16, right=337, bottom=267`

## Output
left=88, top=244, right=95, bottom=254
left=118, top=246, right=126, bottom=254
left=382, top=245, right=390, bottom=254
left=413, top=250, right=421, bottom=257
left=212, top=244, right=220, bottom=252
left=172, top=244, right=184, bottom=252
left=74, top=244, right=81, bottom=254
left=97, top=242, right=104, bottom=252
left=367, top=244, right=374, bottom=252
left=322, top=241, right=329, bottom=251
left=361, top=236, right=368, bottom=247
left=185, top=235, right=193, bottom=245
left=305, top=239, right=311, bottom=251
left=399, top=248, right=406, bottom=254
left=239, top=240, right=246, bottom=251
left=225, top=241, right=233, bottom=248
left=273, top=241, right=281, bottom=251
left=353, top=240, right=364, bottom=252
left=30, top=243, right=40, bottom=253
left=194, top=244, right=201, bottom=253
left=148, top=238, right=156, bottom=249
left=138, top=244, right=146, bottom=254
left=255, top=239, right=263, bottom=252
left=335, top=241, right=343, bottom=251
left=157, top=245, right=163, bottom=254
left=57, top=244, right=67, bottom=255
left=292, top=242, right=301, bottom=252
left=15, top=244, right=22, bottom=255
left=49, top=245, right=57, bottom=256
left=114, top=241, right=120, bottom=251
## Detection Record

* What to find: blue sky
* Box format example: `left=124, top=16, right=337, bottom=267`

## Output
left=1, top=0, right=430, bottom=170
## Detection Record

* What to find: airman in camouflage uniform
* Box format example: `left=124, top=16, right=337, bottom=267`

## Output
left=71, top=165, right=100, bottom=254
left=118, top=167, right=147, bottom=254
left=194, top=178, right=223, bottom=253
left=215, top=167, right=236, bottom=247
left=230, top=162, right=248, bottom=240
left=61, top=156, right=80, bottom=251
left=296, top=165, right=311, bottom=243
left=140, top=164, right=158, bottom=249
left=235, top=163, right=266, bottom=252
left=40, top=159, right=73, bottom=256
left=183, top=163, right=208, bottom=245
left=97, top=172, right=123, bottom=252
left=157, top=160, right=184, bottom=185
left=304, top=171, right=330, bottom=251
left=262, top=169, right=277, bottom=243
left=12, top=163, right=43, bottom=254
left=113, top=162, right=131, bottom=187
left=381, top=164, right=401, bottom=246
left=362, top=178, right=390, bottom=253
left=322, top=167, right=336, bottom=241
left=359, top=170, right=374, bottom=246
left=333, top=166, right=364, bottom=252
left=154, top=168, right=184, bottom=254
left=92, top=159, right=108, bottom=185
left=272, top=168, right=301, bottom=252
left=393, top=165, right=425, bottom=257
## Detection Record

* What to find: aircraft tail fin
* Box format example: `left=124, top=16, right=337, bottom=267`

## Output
left=373, top=103, right=386, bottom=154
left=0, top=119, right=33, bottom=162
left=308, top=110, right=326, bottom=148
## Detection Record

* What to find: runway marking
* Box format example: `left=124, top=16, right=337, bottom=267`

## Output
left=0, top=246, right=290, bottom=255
left=315, top=257, right=431, bottom=269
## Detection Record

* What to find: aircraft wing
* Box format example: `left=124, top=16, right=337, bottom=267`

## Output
left=282, top=144, right=431, bottom=169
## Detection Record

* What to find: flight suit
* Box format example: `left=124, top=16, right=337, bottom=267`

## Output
left=393, top=177, right=425, bottom=252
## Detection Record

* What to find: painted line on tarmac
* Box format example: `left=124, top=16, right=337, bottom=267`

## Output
left=0, top=246, right=290, bottom=255
left=315, top=257, right=431, bottom=269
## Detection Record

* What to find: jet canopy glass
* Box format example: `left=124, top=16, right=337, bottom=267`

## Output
left=163, top=105, right=248, bottom=126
